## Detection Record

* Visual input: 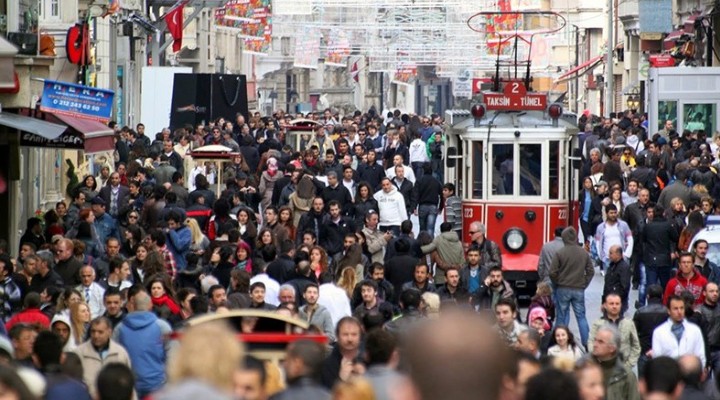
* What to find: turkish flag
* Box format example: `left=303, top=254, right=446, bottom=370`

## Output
left=165, top=4, right=184, bottom=53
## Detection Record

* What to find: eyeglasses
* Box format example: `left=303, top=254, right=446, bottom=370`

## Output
left=129, top=215, right=138, bottom=220
left=623, top=152, right=631, bottom=156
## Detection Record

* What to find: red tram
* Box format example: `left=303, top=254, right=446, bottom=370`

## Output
left=444, top=11, right=579, bottom=298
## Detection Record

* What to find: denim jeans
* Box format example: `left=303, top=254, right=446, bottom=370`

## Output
left=555, top=287, right=590, bottom=348
left=411, top=162, right=425, bottom=178
left=418, top=204, right=438, bottom=237
left=645, top=265, right=672, bottom=293
left=637, top=262, right=648, bottom=307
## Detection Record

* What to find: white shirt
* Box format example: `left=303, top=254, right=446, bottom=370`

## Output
left=598, top=223, right=621, bottom=259
left=250, top=273, right=280, bottom=306
left=77, top=283, right=106, bottom=319
left=374, top=188, right=408, bottom=227
left=652, top=319, right=706, bottom=366
left=409, top=138, right=430, bottom=163
left=385, top=164, right=416, bottom=183
left=318, top=283, right=352, bottom=326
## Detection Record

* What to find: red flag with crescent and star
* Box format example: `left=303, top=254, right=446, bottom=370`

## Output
left=165, top=3, right=185, bottom=52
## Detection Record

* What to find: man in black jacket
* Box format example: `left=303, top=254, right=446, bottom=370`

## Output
left=271, top=340, right=330, bottom=400
left=390, top=164, right=415, bottom=218
left=603, top=245, right=632, bottom=315
left=321, top=172, right=353, bottom=213
left=698, top=282, right=720, bottom=375
left=624, top=188, right=650, bottom=288
left=296, top=197, right=328, bottom=246
left=322, top=201, right=353, bottom=256
left=384, top=239, right=419, bottom=305
left=414, top=163, right=443, bottom=237
left=640, top=204, right=678, bottom=306
left=633, top=284, right=669, bottom=374
left=265, top=239, right=296, bottom=284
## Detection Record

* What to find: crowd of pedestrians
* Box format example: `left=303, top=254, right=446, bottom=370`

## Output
left=1, top=107, right=719, bottom=400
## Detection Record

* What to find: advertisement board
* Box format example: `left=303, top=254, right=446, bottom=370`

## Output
left=40, top=80, right=114, bottom=122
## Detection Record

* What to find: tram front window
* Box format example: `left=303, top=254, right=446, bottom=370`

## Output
left=492, top=144, right=513, bottom=195
left=519, top=144, right=541, bottom=196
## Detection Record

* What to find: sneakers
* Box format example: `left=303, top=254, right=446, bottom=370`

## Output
left=600, top=270, right=605, bottom=277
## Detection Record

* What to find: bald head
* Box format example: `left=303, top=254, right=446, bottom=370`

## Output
left=404, top=310, right=511, bottom=400
left=678, top=354, right=703, bottom=388
left=133, top=291, right=152, bottom=311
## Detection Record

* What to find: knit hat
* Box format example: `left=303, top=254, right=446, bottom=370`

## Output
left=267, top=157, right=278, bottom=173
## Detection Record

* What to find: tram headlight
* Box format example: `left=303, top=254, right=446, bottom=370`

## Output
left=502, top=228, right=527, bottom=253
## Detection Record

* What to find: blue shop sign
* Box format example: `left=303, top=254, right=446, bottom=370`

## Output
left=40, top=80, right=114, bottom=122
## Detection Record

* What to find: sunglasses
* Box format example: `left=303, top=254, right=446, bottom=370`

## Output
left=129, top=215, right=138, bottom=219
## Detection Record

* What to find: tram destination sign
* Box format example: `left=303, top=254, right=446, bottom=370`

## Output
left=483, top=82, right=547, bottom=111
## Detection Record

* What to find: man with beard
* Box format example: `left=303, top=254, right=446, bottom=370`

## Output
left=299, top=284, right=335, bottom=341
left=437, top=267, right=470, bottom=305
left=320, top=317, right=363, bottom=388
left=588, top=293, right=641, bottom=369
left=475, top=266, right=515, bottom=312
left=401, top=263, right=436, bottom=296
left=699, top=282, right=720, bottom=375
left=351, top=263, right=394, bottom=309
left=352, top=279, right=393, bottom=323
left=595, top=204, right=633, bottom=276
left=296, top=198, right=328, bottom=246
left=693, top=239, right=720, bottom=283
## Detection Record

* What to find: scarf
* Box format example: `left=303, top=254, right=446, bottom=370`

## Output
left=152, top=294, right=181, bottom=315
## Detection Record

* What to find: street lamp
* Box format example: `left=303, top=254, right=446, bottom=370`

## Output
left=626, top=95, right=639, bottom=111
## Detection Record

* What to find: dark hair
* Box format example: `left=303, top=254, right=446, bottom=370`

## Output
left=190, top=295, right=209, bottom=315
left=524, top=368, right=580, bottom=400
left=666, top=294, right=685, bottom=308
left=33, top=331, right=63, bottom=369
left=250, top=282, right=266, bottom=292
left=23, top=292, right=41, bottom=309
left=365, top=328, right=398, bottom=366
left=400, top=288, right=422, bottom=309
left=286, top=340, right=326, bottom=381
left=241, top=355, right=267, bottom=386
left=647, top=284, right=663, bottom=300
left=108, top=256, right=126, bottom=275
left=642, top=356, right=682, bottom=394
left=97, top=363, right=136, bottom=400
left=495, top=297, right=517, bottom=313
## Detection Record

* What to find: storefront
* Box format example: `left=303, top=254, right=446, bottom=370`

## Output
left=647, top=67, right=720, bottom=137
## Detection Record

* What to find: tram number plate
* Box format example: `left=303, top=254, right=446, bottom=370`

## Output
left=558, top=209, right=567, bottom=220
left=464, top=208, right=473, bottom=218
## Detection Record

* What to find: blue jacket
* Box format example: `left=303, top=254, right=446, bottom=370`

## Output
left=113, top=311, right=171, bottom=396
left=94, top=213, right=119, bottom=245
left=167, top=227, right=191, bottom=271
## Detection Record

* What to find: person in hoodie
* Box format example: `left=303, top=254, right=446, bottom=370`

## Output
left=663, top=252, right=708, bottom=306
left=112, top=290, right=172, bottom=398
left=374, top=177, right=407, bottom=236
left=164, top=210, right=191, bottom=272
left=419, top=222, right=464, bottom=287
left=549, top=227, right=595, bottom=348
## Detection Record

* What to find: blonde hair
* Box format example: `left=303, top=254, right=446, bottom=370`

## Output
left=69, top=302, right=89, bottom=344
left=167, top=321, right=244, bottom=391
left=337, top=267, right=358, bottom=299
left=332, top=377, right=376, bottom=400
left=185, top=218, right=205, bottom=245
left=422, top=292, right=441, bottom=318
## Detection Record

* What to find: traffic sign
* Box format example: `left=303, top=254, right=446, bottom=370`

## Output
left=483, top=82, right=547, bottom=111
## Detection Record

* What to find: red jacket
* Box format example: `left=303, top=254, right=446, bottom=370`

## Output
left=6, top=308, right=51, bottom=331
left=663, top=268, right=707, bottom=306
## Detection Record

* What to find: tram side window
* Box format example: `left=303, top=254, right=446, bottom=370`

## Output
left=492, top=144, right=513, bottom=195
left=519, top=144, right=541, bottom=196
left=472, top=142, right=484, bottom=199
left=549, top=141, right=560, bottom=200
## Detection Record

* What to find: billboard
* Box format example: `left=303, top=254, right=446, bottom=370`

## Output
left=39, top=80, right=115, bottom=123
left=214, top=0, right=273, bottom=55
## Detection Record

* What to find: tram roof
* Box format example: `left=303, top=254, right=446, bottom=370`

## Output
left=445, top=109, right=579, bottom=132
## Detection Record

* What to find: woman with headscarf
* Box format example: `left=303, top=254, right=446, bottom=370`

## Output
left=258, top=157, right=281, bottom=213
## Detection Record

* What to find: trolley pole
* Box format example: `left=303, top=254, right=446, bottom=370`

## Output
left=604, top=0, right=614, bottom=117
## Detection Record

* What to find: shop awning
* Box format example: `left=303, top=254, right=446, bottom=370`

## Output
left=0, top=112, right=66, bottom=139
left=51, top=113, right=115, bottom=154
left=554, top=55, right=603, bottom=84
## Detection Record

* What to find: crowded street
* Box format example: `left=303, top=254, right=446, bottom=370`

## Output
left=0, top=0, right=719, bottom=399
